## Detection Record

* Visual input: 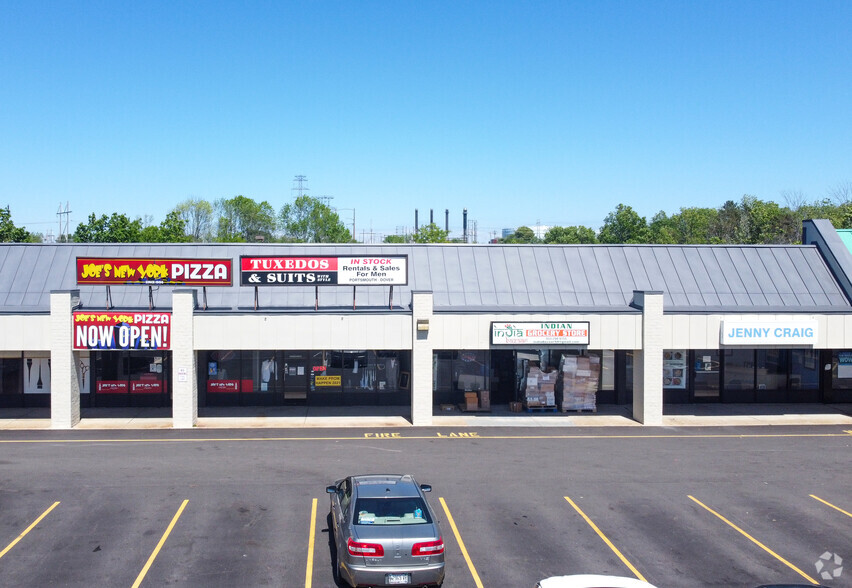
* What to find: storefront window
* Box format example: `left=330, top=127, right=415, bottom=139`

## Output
left=724, top=349, right=754, bottom=391
left=756, top=349, right=788, bottom=391
left=831, top=351, right=852, bottom=390
left=1, top=357, right=21, bottom=395
left=790, top=349, right=819, bottom=390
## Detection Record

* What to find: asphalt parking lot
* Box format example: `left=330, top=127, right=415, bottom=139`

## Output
left=0, top=426, right=850, bottom=587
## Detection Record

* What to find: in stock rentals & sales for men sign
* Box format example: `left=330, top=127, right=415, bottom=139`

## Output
left=73, top=312, right=171, bottom=350
left=240, top=256, right=408, bottom=286
left=76, top=258, right=232, bottom=286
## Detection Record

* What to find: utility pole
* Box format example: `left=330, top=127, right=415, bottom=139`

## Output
left=57, top=202, right=72, bottom=242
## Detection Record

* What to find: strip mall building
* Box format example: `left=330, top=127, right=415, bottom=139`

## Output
left=1, top=219, right=852, bottom=428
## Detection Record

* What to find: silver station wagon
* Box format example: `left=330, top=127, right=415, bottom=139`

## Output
left=326, top=474, right=445, bottom=587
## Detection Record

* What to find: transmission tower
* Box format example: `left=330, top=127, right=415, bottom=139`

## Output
left=292, top=175, right=309, bottom=198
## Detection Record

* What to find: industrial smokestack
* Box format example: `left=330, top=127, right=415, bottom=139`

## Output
left=445, top=209, right=449, bottom=232
left=430, top=209, right=434, bottom=225
left=415, top=209, right=419, bottom=232
left=463, top=209, right=468, bottom=243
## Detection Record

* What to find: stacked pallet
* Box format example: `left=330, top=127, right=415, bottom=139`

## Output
left=524, top=365, right=557, bottom=408
left=559, top=355, right=599, bottom=411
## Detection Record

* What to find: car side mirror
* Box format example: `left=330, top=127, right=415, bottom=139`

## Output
left=326, top=486, right=337, bottom=494
left=420, top=484, right=432, bottom=492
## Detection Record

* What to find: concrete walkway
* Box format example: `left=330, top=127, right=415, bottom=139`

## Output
left=1, top=403, right=851, bottom=430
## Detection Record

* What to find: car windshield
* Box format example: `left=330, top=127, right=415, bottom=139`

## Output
left=353, top=497, right=432, bottom=525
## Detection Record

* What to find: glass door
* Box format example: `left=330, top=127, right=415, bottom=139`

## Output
left=282, top=351, right=308, bottom=401
left=693, top=350, right=720, bottom=402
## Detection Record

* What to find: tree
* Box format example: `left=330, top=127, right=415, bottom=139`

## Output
left=172, top=198, right=214, bottom=241
left=383, top=234, right=409, bottom=244
left=215, top=196, right=276, bottom=242
left=73, top=213, right=143, bottom=243
left=650, top=207, right=718, bottom=244
left=0, top=206, right=34, bottom=242
left=543, top=225, right=598, bottom=244
left=279, top=195, right=352, bottom=243
left=412, top=223, right=449, bottom=243
left=598, top=204, right=651, bottom=244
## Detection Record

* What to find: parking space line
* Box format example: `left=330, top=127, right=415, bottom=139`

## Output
left=810, top=494, right=852, bottom=518
left=688, top=495, right=819, bottom=585
left=131, top=499, right=189, bottom=588
left=564, top=496, right=648, bottom=582
left=305, top=498, right=318, bottom=588
left=0, top=501, right=60, bottom=560
left=438, top=497, right=484, bottom=588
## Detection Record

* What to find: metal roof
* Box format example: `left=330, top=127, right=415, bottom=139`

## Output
left=0, top=242, right=848, bottom=314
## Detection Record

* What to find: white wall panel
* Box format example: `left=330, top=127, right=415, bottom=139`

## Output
left=430, top=313, right=642, bottom=350
left=0, top=315, right=50, bottom=351
left=665, top=313, right=842, bottom=349
left=194, top=314, right=411, bottom=350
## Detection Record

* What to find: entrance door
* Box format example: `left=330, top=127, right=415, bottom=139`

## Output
left=282, top=351, right=308, bottom=401
left=692, top=350, right=720, bottom=402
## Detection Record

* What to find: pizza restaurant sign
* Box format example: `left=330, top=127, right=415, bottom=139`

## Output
left=73, top=312, right=171, bottom=350
left=76, top=258, right=231, bottom=286
left=491, top=322, right=590, bottom=345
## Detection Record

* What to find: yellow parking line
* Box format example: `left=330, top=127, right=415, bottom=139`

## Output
left=439, top=497, right=484, bottom=588
left=131, top=499, right=189, bottom=588
left=0, top=501, right=60, bottom=559
left=688, top=495, right=819, bottom=585
left=564, top=496, right=648, bottom=582
left=305, top=498, right=318, bottom=588
left=810, top=494, right=852, bottom=518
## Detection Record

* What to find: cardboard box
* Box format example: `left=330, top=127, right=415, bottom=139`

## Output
left=509, top=401, right=523, bottom=412
left=478, top=390, right=490, bottom=409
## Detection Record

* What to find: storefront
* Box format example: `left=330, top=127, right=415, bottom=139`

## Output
left=2, top=218, right=852, bottom=428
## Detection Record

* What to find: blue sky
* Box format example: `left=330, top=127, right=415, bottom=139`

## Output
left=2, top=1, right=850, bottom=242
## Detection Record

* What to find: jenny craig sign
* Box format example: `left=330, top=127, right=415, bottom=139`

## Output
left=77, top=258, right=232, bottom=286
left=240, top=256, right=408, bottom=286
left=73, top=312, right=171, bottom=350
left=721, top=321, right=818, bottom=345
left=492, top=322, right=590, bottom=345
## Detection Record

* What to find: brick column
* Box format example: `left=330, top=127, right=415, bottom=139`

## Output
left=411, top=291, right=434, bottom=426
left=632, top=291, right=664, bottom=425
left=50, top=290, right=81, bottom=429
left=171, top=289, right=197, bottom=428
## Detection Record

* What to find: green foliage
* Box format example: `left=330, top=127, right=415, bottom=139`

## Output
left=544, top=225, right=598, bottom=244
left=502, top=226, right=539, bottom=244
left=412, top=223, right=449, bottom=243
left=649, top=207, right=718, bottom=244
left=0, top=206, right=34, bottom=242
left=383, top=234, right=409, bottom=243
left=73, top=213, right=143, bottom=243
left=598, top=204, right=651, bottom=244
left=279, top=195, right=352, bottom=243
left=172, top=198, right=214, bottom=241
left=216, top=195, right=276, bottom=242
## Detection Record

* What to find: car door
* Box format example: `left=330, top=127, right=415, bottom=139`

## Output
left=331, top=478, right=352, bottom=555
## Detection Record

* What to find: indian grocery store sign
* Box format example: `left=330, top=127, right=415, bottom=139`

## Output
left=240, top=255, right=408, bottom=286
left=76, top=258, right=232, bottom=286
left=73, top=312, right=171, bottom=350
left=491, top=322, right=590, bottom=345
left=721, top=321, right=818, bottom=345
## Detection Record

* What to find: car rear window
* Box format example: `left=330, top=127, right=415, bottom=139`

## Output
left=354, top=497, right=432, bottom=525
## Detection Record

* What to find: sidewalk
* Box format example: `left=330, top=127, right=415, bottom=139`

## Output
left=1, top=403, right=851, bottom=430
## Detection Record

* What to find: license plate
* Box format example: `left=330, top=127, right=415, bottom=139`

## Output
left=386, top=573, right=410, bottom=585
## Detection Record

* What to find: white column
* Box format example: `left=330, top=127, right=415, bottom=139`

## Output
left=172, top=289, right=197, bottom=428
left=50, top=290, right=81, bottom=429
left=411, top=291, right=434, bottom=426
left=632, top=291, right=664, bottom=425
